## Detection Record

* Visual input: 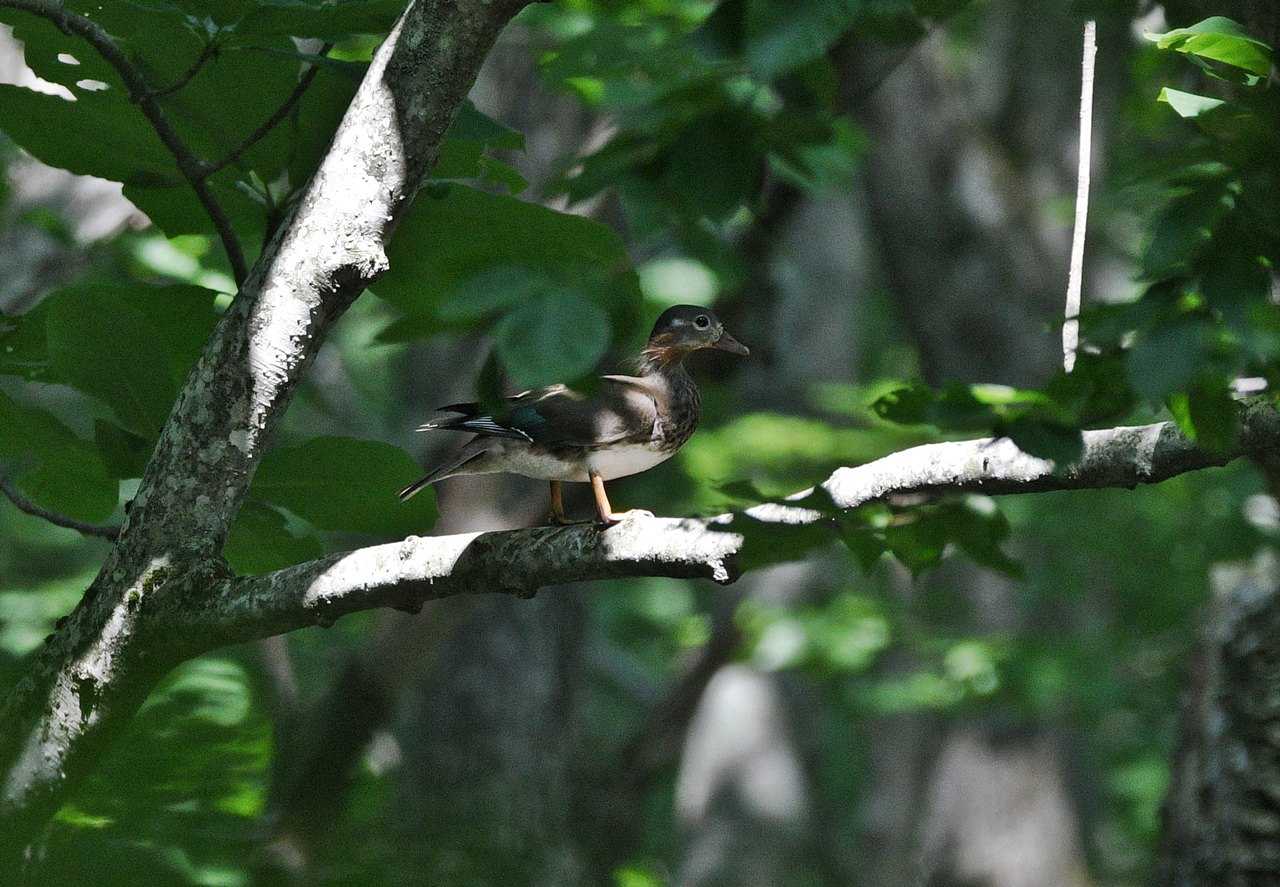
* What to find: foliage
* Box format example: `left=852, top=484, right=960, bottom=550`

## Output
left=1, top=1, right=1279, bottom=885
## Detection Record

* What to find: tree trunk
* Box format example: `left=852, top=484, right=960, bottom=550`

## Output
left=0, top=0, right=528, bottom=856
left=1156, top=551, right=1280, bottom=886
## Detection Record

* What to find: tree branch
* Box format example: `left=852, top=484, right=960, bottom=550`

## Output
left=1063, top=20, right=1096, bottom=373
left=197, top=43, right=333, bottom=182
left=0, top=0, right=530, bottom=854
left=196, top=402, right=1280, bottom=648
left=0, top=0, right=249, bottom=284
left=148, top=39, right=216, bottom=99
left=0, top=476, right=119, bottom=540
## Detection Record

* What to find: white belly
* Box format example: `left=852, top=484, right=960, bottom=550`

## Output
left=586, top=443, right=675, bottom=480
left=495, top=445, right=588, bottom=481
left=488, top=441, right=675, bottom=482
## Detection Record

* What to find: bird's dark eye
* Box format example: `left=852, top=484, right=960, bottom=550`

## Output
left=694, top=314, right=711, bottom=329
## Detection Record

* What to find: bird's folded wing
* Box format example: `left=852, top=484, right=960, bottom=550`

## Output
left=421, top=378, right=658, bottom=447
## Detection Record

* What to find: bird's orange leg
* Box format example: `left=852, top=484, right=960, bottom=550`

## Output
left=549, top=480, right=570, bottom=525
left=589, top=473, right=654, bottom=526
left=590, top=473, right=619, bottom=526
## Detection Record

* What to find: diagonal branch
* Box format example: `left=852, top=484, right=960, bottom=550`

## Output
left=198, top=43, right=333, bottom=182
left=0, top=0, right=249, bottom=284
left=199, top=401, right=1280, bottom=648
left=0, top=476, right=119, bottom=540
left=0, top=0, right=532, bottom=855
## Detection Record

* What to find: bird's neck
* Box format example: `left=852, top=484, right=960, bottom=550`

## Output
left=635, top=343, right=690, bottom=378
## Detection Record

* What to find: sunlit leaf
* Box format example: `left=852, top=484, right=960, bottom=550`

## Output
left=1147, top=17, right=1272, bottom=79
left=1157, top=87, right=1226, bottom=119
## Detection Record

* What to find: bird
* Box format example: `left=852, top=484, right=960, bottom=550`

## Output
left=398, top=304, right=749, bottom=526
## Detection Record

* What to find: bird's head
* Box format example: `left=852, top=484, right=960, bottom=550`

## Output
left=642, top=305, right=749, bottom=366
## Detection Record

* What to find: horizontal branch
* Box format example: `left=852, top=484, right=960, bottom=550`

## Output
left=203, top=401, right=1280, bottom=647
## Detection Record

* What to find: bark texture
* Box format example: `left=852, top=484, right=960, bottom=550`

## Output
left=3, top=0, right=1280, bottom=867
left=201, top=404, right=1280, bottom=648
left=0, top=0, right=528, bottom=856
left=1157, top=553, right=1280, bottom=886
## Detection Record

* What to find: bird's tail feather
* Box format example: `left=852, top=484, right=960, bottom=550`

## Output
left=398, top=450, right=487, bottom=501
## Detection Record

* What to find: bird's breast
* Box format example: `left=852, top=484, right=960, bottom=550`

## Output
left=585, top=442, right=677, bottom=481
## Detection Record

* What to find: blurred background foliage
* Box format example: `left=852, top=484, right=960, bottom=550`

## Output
left=0, top=0, right=1278, bottom=884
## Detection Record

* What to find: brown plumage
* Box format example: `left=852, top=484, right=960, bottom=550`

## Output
left=400, top=304, right=748, bottom=525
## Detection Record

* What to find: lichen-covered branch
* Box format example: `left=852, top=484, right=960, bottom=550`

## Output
left=0, top=0, right=529, bottom=855
left=200, top=403, right=1280, bottom=648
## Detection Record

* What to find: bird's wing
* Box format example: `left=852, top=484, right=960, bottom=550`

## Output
left=419, top=378, right=659, bottom=447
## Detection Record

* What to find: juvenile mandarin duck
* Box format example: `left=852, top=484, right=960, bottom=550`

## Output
left=398, top=305, right=749, bottom=525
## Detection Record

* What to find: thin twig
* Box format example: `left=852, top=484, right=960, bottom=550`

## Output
left=1063, top=20, right=1096, bottom=373
left=0, top=0, right=249, bottom=285
left=148, top=39, right=216, bottom=99
left=0, top=476, right=119, bottom=540
left=199, top=44, right=333, bottom=181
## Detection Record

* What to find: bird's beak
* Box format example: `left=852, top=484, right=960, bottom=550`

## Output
left=713, top=330, right=750, bottom=356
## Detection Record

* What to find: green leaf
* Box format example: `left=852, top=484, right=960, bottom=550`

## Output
left=1141, top=183, right=1236, bottom=279
left=939, top=498, right=1024, bottom=578
left=1127, top=320, right=1214, bottom=403
left=1, top=284, right=219, bottom=391
left=1157, top=87, right=1226, bottom=119
left=252, top=436, right=438, bottom=536
left=839, top=524, right=888, bottom=572
left=1147, top=17, right=1272, bottom=78
left=1001, top=418, right=1083, bottom=466
left=768, top=115, right=865, bottom=193
left=432, top=102, right=527, bottom=192
left=873, top=382, right=1066, bottom=432
left=373, top=184, right=642, bottom=346
left=0, top=7, right=120, bottom=91
left=1168, top=379, right=1239, bottom=454
left=879, top=500, right=1022, bottom=578
left=93, top=420, right=152, bottom=480
left=1200, top=253, right=1271, bottom=339
left=46, top=289, right=179, bottom=439
left=447, top=100, right=525, bottom=151
left=0, top=6, right=362, bottom=240
left=0, top=84, right=171, bottom=182
left=728, top=513, right=838, bottom=572
left=0, top=300, right=59, bottom=382
left=662, top=109, right=762, bottom=221
left=743, top=0, right=860, bottom=78
left=0, top=390, right=117, bottom=521
left=435, top=267, right=551, bottom=323
left=238, top=0, right=404, bottom=39
left=873, top=383, right=992, bottom=430
left=883, top=512, right=947, bottom=575
left=491, top=291, right=611, bottom=388
left=224, top=501, right=325, bottom=575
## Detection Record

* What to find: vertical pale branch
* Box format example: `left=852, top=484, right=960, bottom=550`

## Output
left=1063, top=20, right=1096, bottom=373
